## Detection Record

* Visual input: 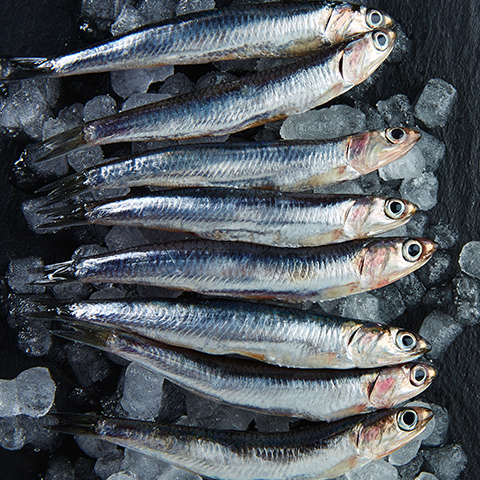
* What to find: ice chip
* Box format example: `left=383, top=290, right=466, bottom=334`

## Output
left=379, top=145, right=425, bottom=181
left=406, top=211, right=430, bottom=238
left=338, top=293, right=381, bottom=323
left=67, top=145, right=105, bottom=171
left=395, top=274, right=426, bottom=309
left=176, top=0, right=215, bottom=15
left=422, top=285, right=453, bottom=310
left=45, top=456, right=76, bottom=480
left=17, top=319, right=52, bottom=357
left=377, top=94, right=414, bottom=127
left=53, top=281, right=92, bottom=300
left=111, top=69, right=158, bottom=99
left=428, top=224, right=458, bottom=249
left=105, top=225, right=150, bottom=251
left=196, top=71, right=237, bottom=90
left=0, top=416, right=26, bottom=450
left=414, top=79, right=457, bottom=128
left=95, top=450, right=125, bottom=480
left=107, top=473, right=138, bottom=480
left=158, top=73, right=195, bottom=96
left=65, top=344, right=111, bottom=387
left=111, top=4, right=145, bottom=36
left=388, top=438, right=421, bottom=466
left=75, top=434, right=120, bottom=459
left=414, top=474, right=440, bottom=480
left=422, top=403, right=449, bottom=447
left=423, top=444, right=467, bottom=480
left=137, top=0, right=177, bottom=24
left=123, top=448, right=170, bottom=479
left=84, top=95, right=117, bottom=122
left=419, top=310, right=462, bottom=359
left=453, top=273, right=480, bottom=326
left=346, top=459, right=399, bottom=480
left=416, top=251, right=454, bottom=289
left=120, top=363, right=165, bottom=420
left=280, top=105, right=366, bottom=140
left=122, top=93, right=171, bottom=111
left=417, top=130, right=445, bottom=172
left=400, top=172, right=438, bottom=211
left=459, top=241, right=480, bottom=280
left=7, top=256, right=45, bottom=294
left=158, top=466, right=203, bottom=480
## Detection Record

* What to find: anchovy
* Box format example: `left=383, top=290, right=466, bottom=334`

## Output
left=0, top=3, right=393, bottom=80
left=33, top=190, right=418, bottom=247
left=18, top=295, right=430, bottom=369
left=37, top=128, right=421, bottom=202
left=50, top=407, right=433, bottom=480
left=54, top=325, right=436, bottom=421
left=35, top=237, right=437, bottom=303
left=22, top=29, right=395, bottom=163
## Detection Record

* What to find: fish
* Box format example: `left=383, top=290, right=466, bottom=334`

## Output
left=0, top=3, right=393, bottom=80
left=49, top=407, right=433, bottom=480
left=36, top=127, right=421, bottom=202
left=53, top=324, right=436, bottom=421
left=15, top=295, right=430, bottom=369
left=33, top=237, right=437, bottom=303
left=20, top=29, right=395, bottom=163
left=32, top=190, right=418, bottom=247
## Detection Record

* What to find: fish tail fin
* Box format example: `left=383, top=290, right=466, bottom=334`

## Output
left=7, top=293, right=73, bottom=322
left=20, top=126, right=87, bottom=164
left=35, top=202, right=89, bottom=231
left=50, top=324, right=112, bottom=352
left=0, top=56, right=53, bottom=80
left=29, top=260, right=77, bottom=286
left=47, top=413, right=102, bottom=436
left=35, top=172, right=90, bottom=203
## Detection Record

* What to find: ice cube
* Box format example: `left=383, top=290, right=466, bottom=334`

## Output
left=122, top=93, right=171, bottom=111
left=453, top=273, right=480, bottom=326
left=458, top=241, right=480, bottom=280
left=378, top=145, right=425, bottom=181
left=372, top=284, right=406, bottom=323
left=120, top=363, right=165, bottom=420
left=386, top=24, right=411, bottom=64
left=84, top=95, right=118, bottom=121
left=414, top=79, right=457, bottom=128
left=416, top=251, right=453, bottom=289
left=67, top=145, right=105, bottom=171
left=95, top=450, right=125, bottom=480
left=376, top=94, right=414, bottom=127
left=105, top=225, right=150, bottom=251
left=73, top=243, right=108, bottom=259
left=107, top=473, right=138, bottom=480
left=422, top=285, right=453, bottom=310
left=0, top=416, right=26, bottom=450
left=53, top=282, right=92, bottom=300
left=112, top=68, right=166, bottom=99
left=414, top=474, right=439, bottom=480
left=75, top=434, right=120, bottom=459
left=417, top=130, right=445, bottom=172
left=137, top=0, right=178, bottom=24
left=158, top=73, right=195, bottom=96
left=90, top=286, right=126, bottom=299
left=176, top=0, right=215, bottom=15
left=111, top=4, right=146, bottom=36
left=122, top=448, right=170, bottom=479
left=422, top=403, right=449, bottom=447
left=338, top=293, right=381, bottom=323
left=17, top=319, right=52, bottom=357
left=406, top=212, right=430, bottom=237
left=74, top=457, right=97, bottom=480
left=397, top=456, right=424, bottom=480
left=395, top=274, right=426, bottom=309
left=423, top=444, right=467, bottom=480
left=45, top=455, right=76, bottom=480
left=0, top=367, right=55, bottom=418
left=196, top=71, right=237, bottom=90
left=158, top=466, right=202, bottom=480
left=388, top=438, right=421, bottom=466
left=400, top=173, right=438, bottom=211
left=6, top=256, right=45, bottom=294
left=419, top=310, right=462, bottom=359
left=65, top=344, right=111, bottom=387
left=346, top=459, right=399, bottom=480
left=428, top=224, right=458, bottom=249
left=280, top=105, right=366, bottom=140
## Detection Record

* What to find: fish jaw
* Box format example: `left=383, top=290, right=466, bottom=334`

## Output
left=341, top=29, right=396, bottom=87
left=347, top=127, right=422, bottom=175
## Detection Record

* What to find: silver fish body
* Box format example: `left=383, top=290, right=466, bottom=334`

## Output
left=24, top=29, right=395, bottom=162
left=0, top=3, right=393, bottom=79
left=52, top=407, right=434, bottom=480
left=31, top=297, right=430, bottom=368
left=57, top=325, right=436, bottom=421
left=36, top=190, right=417, bottom=247
left=39, top=128, right=421, bottom=200
left=38, top=237, right=437, bottom=303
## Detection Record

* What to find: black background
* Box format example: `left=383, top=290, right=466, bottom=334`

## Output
left=0, top=0, right=478, bottom=478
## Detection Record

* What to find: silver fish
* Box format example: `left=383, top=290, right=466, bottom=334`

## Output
left=37, top=128, right=421, bottom=201
left=20, top=296, right=430, bottom=369
left=0, top=3, right=393, bottom=79
left=55, top=325, right=436, bottom=421
left=23, top=29, right=395, bottom=163
left=33, top=190, right=418, bottom=247
left=35, top=237, right=437, bottom=303
left=51, top=407, right=433, bottom=480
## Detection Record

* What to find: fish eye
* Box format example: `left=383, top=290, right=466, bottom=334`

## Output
left=410, top=365, right=428, bottom=386
left=367, top=10, right=383, bottom=28
left=385, top=198, right=406, bottom=219
left=402, top=239, right=422, bottom=262
left=397, top=409, right=418, bottom=431
left=373, top=31, right=389, bottom=51
left=386, top=127, right=406, bottom=143
left=396, top=331, right=416, bottom=351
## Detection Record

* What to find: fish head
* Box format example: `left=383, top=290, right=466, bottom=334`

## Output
left=340, top=29, right=396, bottom=87
left=368, top=362, right=437, bottom=409
left=355, top=237, right=437, bottom=289
left=355, top=407, right=434, bottom=459
left=325, top=5, right=395, bottom=45
left=347, top=324, right=430, bottom=368
left=344, top=196, right=417, bottom=239
left=347, top=127, right=422, bottom=175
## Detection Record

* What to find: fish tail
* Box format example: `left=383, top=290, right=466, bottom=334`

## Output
left=0, top=56, right=53, bottom=80
left=29, top=260, right=77, bottom=285
left=35, top=172, right=90, bottom=204
left=35, top=202, right=89, bottom=230
left=7, top=293, right=72, bottom=322
left=50, top=324, right=113, bottom=352
left=20, top=126, right=87, bottom=164
left=47, top=413, right=102, bottom=436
